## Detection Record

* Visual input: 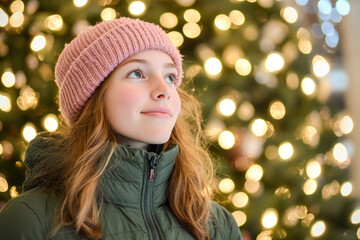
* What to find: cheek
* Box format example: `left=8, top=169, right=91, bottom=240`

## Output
left=106, top=86, right=143, bottom=118
left=172, top=91, right=181, bottom=117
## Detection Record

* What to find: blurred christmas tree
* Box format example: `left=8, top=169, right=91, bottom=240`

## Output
left=0, top=0, right=358, bottom=239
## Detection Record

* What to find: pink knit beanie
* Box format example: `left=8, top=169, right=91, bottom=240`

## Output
left=55, top=17, right=183, bottom=124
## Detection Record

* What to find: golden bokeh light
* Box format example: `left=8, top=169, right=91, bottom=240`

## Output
left=313, top=55, right=330, bottom=78
left=219, top=178, right=235, bottom=193
left=286, top=72, right=299, bottom=89
left=73, top=0, right=88, bottom=7
left=340, top=181, right=352, bottom=197
left=0, top=8, right=9, bottom=27
left=298, top=39, right=312, bottom=54
left=101, top=8, right=117, bottom=21
left=22, top=123, right=37, bottom=142
left=184, top=9, right=201, bottom=23
left=0, top=176, right=8, bottom=192
left=232, top=192, right=249, bottom=208
left=235, top=58, right=252, bottom=76
left=244, top=179, right=261, bottom=195
left=301, top=77, right=316, bottom=96
left=265, top=145, right=278, bottom=160
left=214, top=14, right=231, bottom=31
left=251, top=118, right=267, bottom=137
left=30, top=35, right=46, bottom=52
left=306, top=160, right=321, bottom=179
left=302, top=126, right=319, bottom=147
left=262, top=208, right=278, bottom=229
left=229, top=10, right=245, bottom=26
left=167, top=31, right=184, bottom=47
left=219, top=98, right=236, bottom=116
left=278, top=142, right=294, bottom=160
left=45, top=14, right=63, bottom=31
left=265, top=52, right=284, bottom=72
left=310, top=220, right=326, bottom=237
left=333, top=143, right=348, bottom=163
left=175, top=0, right=196, bottom=7
left=340, top=115, right=354, bottom=134
left=9, top=12, right=24, bottom=28
left=0, top=92, right=12, bottom=112
left=2, top=71, right=16, bottom=88
left=204, top=57, right=222, bottom=76
left=237, top=101, right=255, bottom=121
left=183, top=22, right=201, bottom=38
left=218, top=130, right=235, bottom=149
left=128, top=1, right=146, bottom=16
left=269, top=101, right=286, bottom=120
left=160, top=12, right=178, bottom=29
left=282, top=7, right=298, bottom=23
left=10, top=186, right=19, bottom=198
left=223, top=45, right=244, bottom=67
left=10, top=0, right=25, bottom=13
left=245, top=164, right=263, bottom=181
left=275, top=186, right=291, bottom=199
left=43, top=114, right=59, bottom=132
left=351, top=209, right=360, bottom=224
left=232, top=211, right=247, bottom=227
left=303, top=179, right=317, bottom=195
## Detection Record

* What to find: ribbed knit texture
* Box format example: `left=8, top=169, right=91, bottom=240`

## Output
left=55, top=17, right=183, bottom=124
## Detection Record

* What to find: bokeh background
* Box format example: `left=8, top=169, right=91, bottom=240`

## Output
left=0, top=0, right=359, bottom=239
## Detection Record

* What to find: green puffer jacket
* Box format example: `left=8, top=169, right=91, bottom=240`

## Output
left=0, top=132, right=242, bottom=240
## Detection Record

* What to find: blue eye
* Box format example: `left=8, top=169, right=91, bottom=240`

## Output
left=165, top=74, right=177, bottom=84
left=128, top=70, right=143, bottom=79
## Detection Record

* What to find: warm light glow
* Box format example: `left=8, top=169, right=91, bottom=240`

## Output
left=9, top=186, right=19, bottom=198
left=232, top=192, right=249, bottom=208
left=168, top=31, right=184, bottom=47
left=183, top=22, right=201, bottom=38
left=22, top=123, right=37, bottom=142
left=251, top=118, right=268, bottom=137
left=0, top=176, right=8, bottom=192
left=340, top=116, right=354, bottom=134
left=237, top=101, right=255, bottom=121
left=282, top=7, right=298, bottom=23
left=2, top=71, right=16, bottom=88
left=218, top=130, right=235, bottom=149
left=128, top=1, right=146, bottom=16
left=286, top=72, right=299, bottom=89
left=246, top=164, right=263, bottom=181
left=303, top=179, right=317, bottom=195
left=302, top=126, right=319, bottom=147
left=204, top=57, right=222, bottom=76
left=311, top=221, right=326, bottom=237
left=160, top=12, right=178, bottom=29
left=0, top=93, right=11, bottom=112
left=232, top=211, right=247, bottom=227
left=45, top=14, right=63, bottom=31
left=278, top=142, right=294, bottom=160
left=235, top=58, right=252, bottom=76
left=275, top=186, right=291, bottom=199
left=219, top=99, right=236, bottom=116
left=9, top=12, right=24, bottom=27
left=340, top=181, right=352, bottom=197
left=298, top=39, right=312, bottom=54
left=43, top=114, right=59, bottom=132
left=219, top=178, right=235, bottom=193
left=301, top=77, right=316, bottom=96
left=244, top=180, right=261, bottom=194
left=10, top=1, right=25, bottom=13
left=313, top=55, right=330, bottom=77
left=30, top=35, right=46, bottom=52
left=0, top=8, right=9, bottom=27
left=265, top=52, right=284, bottom=72
left=333, top=143, right=348, bottom=163
left=262, top=209, right=278, bottom=229
left=101, top=8, right=117, bottom=21
left=229, top=10, right=245, bottom=26
left=73, top=0, right=88, bottom=7
left=306, top=160, right=321, bottom=179
left=184, top=9, right=201, bottom=23
left=351, top=209, right=360, bottom=224
left=269, top=101, right=286, bottom=120
left=175, top=0, right=196, bottom=7
left=214, top=14, right=231, bottom=30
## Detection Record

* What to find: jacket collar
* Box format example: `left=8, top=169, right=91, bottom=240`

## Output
left=98, top=143, right=179, bottom=209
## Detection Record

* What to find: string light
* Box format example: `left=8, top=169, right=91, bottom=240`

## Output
left=340, top=181, right=352, bottom=197
left=333, top=143, right=348, bottom=163
left=301, top=77, right=316, bottom=96
left=306, top=160, right=322, bottom=179
left=160, top=12, right=178, bottom=29
left=269, top=101, right=286, bottom=120
left=219, top=178, right=235, bottom=193
left=303, top=179, right=317, bottom=195
left=30, top=35, right=46, bottom=52
left=298, top=39, right=312, bottom=54
left=10, top=1, right=25, bottom=13
left=183, top=22, right=201, bottom=38
left=286, top=72, right=299, bottom=89
left=282, top=7, right=298, bottom=23
left=2, top=71, right=16, bottom=88
left=0, top=92, right=11, bottom=112
left=232, top=192, right=249, bottom=208
left=339, top=115, right=353, bottom=134
left=214, top=14, right=231, bottom=31
left=310, top=220, right=326, bottom=237
left=175, top=0, right=196, bottom=7
left=265, top=52, right=284, bottom=72
left=237, top=101, right=255, bottom=121
left=262, top=208, right=278, bottom=228
left=278, top=142, right=294, bottom=160
left=219, top=98, right=236, bottom=116
left=0, top=176, right=8, bottom=192
left=235, top=58, right=252, bottom=76
left=218, top=130, right=235, bottom=149
left=244, top=179, right=261, bottom=195
left=101, top=8, right=116, bottom=21
left=351, top=209, right=360, bottom=224
left=245, top=164, right=263, bottom=181
left=0, top=8, right=9, bottom=27
left=184, top=9, right=201, bottom=23
left=73, top=0, right=88, bottom=7
left=22, top=123, right=37, bottom=142
left=43, top=114, right=59, bottom=132
left=9, top=186, right=19, bottom=198
left=204, top=57, right=222, bottom=76
left=45, top=14, right=63, bottom=31
left=9, top=12, right=24, bottom=28
left=313, top=55, right=330, bottom=77
left=167, top=31, right=184, bottom=47
left=128, top=1, right=146, bottom=16
left=232, top=211, right=247, bottom=227
left=251, top=118, right=267, bottom=137
left=229, top=10, right=245, bottom=26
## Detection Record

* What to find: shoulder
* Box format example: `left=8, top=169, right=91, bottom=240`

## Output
left=208, top=202, right=243, bottom=240
left=0, top=188, right=59, bottom=239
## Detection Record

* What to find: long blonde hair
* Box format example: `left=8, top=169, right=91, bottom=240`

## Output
left=35, top=78, right=214, bottom=239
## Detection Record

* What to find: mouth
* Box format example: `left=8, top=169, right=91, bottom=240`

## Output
left=141, top=107, right=172, bottom=119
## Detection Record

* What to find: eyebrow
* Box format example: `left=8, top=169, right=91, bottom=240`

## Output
left=121, top=58, right=177, bottom=70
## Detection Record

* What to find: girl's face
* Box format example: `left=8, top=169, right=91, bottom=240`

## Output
left=105, top=50, right=181, bottom=149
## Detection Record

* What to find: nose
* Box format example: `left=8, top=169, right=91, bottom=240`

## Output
left=150, top=76, right=171, bottom=100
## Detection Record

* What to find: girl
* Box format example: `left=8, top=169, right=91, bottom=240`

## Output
left=0, top=17, right=242, bottom=240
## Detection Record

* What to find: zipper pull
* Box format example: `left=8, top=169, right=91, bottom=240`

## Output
left=148, top=156, right=159, bottom=182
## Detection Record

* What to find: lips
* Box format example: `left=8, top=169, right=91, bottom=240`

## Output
left=140, top=107, right=172, bottom=119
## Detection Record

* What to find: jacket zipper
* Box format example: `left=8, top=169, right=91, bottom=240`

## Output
left=144, top=155, right=160, bottom=240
